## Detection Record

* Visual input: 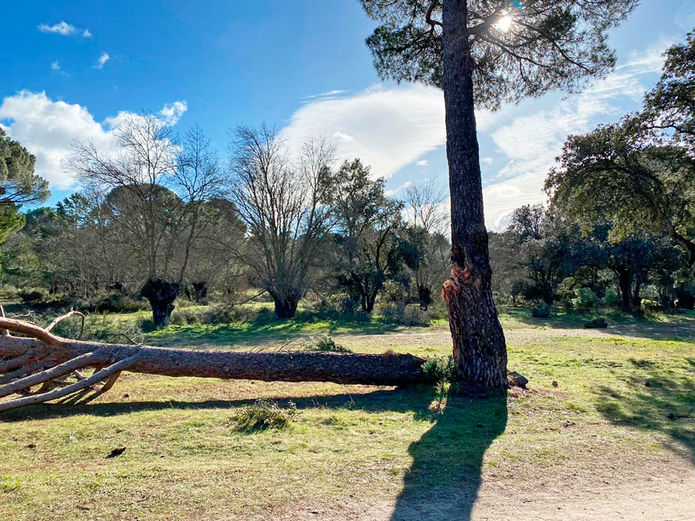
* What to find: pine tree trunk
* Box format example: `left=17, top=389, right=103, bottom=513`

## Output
left=0, top=334, right=429, bottom=386
left=440, top=0, right=507, bottom=389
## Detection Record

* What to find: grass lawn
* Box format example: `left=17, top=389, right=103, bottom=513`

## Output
left=0, top=309, right=693, bottom=520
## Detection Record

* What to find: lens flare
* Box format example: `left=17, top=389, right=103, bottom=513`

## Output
left=494, top=14, right=513, bottom=33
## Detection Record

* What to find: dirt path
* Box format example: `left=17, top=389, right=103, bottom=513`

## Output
left=271, top=460, right=694, bottom=521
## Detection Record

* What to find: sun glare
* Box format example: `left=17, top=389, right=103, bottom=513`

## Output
left=494, top=14, right=513, bottom=33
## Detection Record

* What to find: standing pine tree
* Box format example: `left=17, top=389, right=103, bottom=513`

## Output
left=359, top=0, right=637, bottom=388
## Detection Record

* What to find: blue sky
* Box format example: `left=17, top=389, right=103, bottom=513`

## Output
left=1, top=0, right=694, bottom=229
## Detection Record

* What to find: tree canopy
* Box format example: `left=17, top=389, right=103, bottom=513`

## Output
left=360, top=0, right=637, bottom=109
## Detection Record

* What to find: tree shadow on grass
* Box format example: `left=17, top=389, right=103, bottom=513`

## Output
left=507, top=307, right=695, bottom=342
left=1, top=385, right=507, bottom=519
left=594, top=365, right=695, bottom=463
left=390, top=391, right=507, bottom=521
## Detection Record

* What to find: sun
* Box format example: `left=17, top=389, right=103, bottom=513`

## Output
left=494, top=14, right=513, bottom=33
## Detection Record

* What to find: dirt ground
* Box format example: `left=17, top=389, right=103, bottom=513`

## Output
left=266, top=456, right=695, bottom=521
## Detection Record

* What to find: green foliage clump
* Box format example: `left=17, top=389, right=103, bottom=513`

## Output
left=422, top=356, right=457, bottom=385
left=572, top=288, right=599, bottom=313
left=531, top=302, right=552, bottom=318
left=584, top=317, right=608, bottom=329
left=601, top=289, right=619, bottom=307
left=379, top=302, right=431, bottom=326
left=312, top=335, right=351, bottom=353
left=641, top=299, right=663, bottom=313
left=77, top=292, right=149, bottom=313
left=230, top=399, right=297, bottom=432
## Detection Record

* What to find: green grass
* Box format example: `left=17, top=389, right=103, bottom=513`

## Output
left=0, top=309, right=693, bottom=520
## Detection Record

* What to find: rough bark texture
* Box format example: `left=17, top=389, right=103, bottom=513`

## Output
left=440, top=0, right=508, bottom=389
left=141, top=279, right=180, bottom=326
left=0, top=322, right=429, bottom=387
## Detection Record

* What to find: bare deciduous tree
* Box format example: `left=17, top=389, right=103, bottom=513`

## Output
left=229, top=126, right=334, bottom=318
left=69, top=116, right=225, bottom=325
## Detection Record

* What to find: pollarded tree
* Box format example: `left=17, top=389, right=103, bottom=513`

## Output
left=70, top=117, right=226, bottom=326
left=229, top=126, right=335, bottom=319
left=359, top=0, right=637, bottom=388
left=0, top=128, right=50, bottom=243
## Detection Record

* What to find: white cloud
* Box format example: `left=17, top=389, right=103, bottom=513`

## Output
left=481, top=157, right=494, bottom=165
left=50, top=61, right=61, bottom=71
left=415, top=159, right=429, bottom=167
left=159, top=101, right=188, bottom=126
left=96, top=52, right=110, bottom=69
left=282, top=84, right=498, bottom=180
left=304, top=90, right=349, bottom=101
left=0, top=91, right=187, bottom=190
left=482, top=42, right=669, bottom=230
left=38, top=21, right=91, bottom=38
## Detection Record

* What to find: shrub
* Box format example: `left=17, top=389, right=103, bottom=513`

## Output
left=74, top=292, right=149, bottom=313
left=19, top=288, right=48, bottom=305
left=422, top=356, right=457, bottom=384
left=531, top=302, right=552, bottom=318
left=572, top=288, right=599, bottom=313
left=601, top=288, right=619, bottom=307
left=170, top=304, right=261, bottom=325
left=48, top=312, right=146, bottom=343
left=584, top=317, right=608, bottom=329
left=641, top=299, right=662, bottom=312
left=312, top=335, right=351, bottom=353
left=230, top=399, right=297, bottom=432
left=379, top=303, right=431, bottom=326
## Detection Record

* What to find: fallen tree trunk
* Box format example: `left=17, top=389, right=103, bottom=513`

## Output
left=0, top=316, right=430, bottom=412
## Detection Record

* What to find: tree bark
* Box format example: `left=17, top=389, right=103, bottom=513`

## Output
left=616, top=270, right=634, bottom=312
left=141, top=279, right=180, bottom=326
left=273, top=297, right=299, bottom=319
left=0, top=335, right=429, bottom=387
left=440, top=0, right=508, bottom=389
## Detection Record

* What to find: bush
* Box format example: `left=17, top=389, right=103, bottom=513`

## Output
left=422, top=356, right=457, bottom=384
left=584, top=317, right=608, bottom=329
left=572, top=288, right=599, bottom=313
left=312, top=335, right=351, bottom=353
left=531, top=302, right=552, bottom=318
left=230, top=399, right=297, bottom=432
left=641, top=299, right=663, bottom=312
left=316, top=294, right=369, bottom=320
left=601, top=288, right=619, bottom=308
left=170, top=304, right=263, bottom=326
left=379, top=303, right=431, bottom=326
left=19, top=288, right=48, bottom=305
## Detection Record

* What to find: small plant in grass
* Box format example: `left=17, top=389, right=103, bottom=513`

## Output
left=423, top=356, right=458, bottom=399
left=231, top=399, right=297, bottom=432
left=1, top=478, right=21, bottom=493
left=313, top=335, right=352, bottom=353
